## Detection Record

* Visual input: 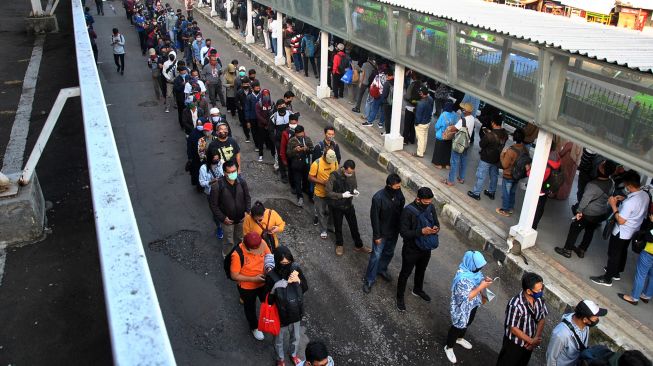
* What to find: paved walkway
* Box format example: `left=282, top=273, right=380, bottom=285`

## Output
left=191, top=5, right=652, bottom=355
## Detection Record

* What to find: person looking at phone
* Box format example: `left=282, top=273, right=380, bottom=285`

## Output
left=396, top=187, right=440, bottom=312
left=445, top=251, right=493, bottom=363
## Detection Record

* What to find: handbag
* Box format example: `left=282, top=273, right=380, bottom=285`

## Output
left=340, top=68, right=353, bottom=85
left=632, top=231, right=647, bottom=254
left=352, top=68, right=360, bottom=84
left=258, top=294, right=280, bottom=336
left=602, top=213, right=616, bottom=240
left=256, top=209, right=277, bottom=252
left=442, top=124, right=458, bottom=141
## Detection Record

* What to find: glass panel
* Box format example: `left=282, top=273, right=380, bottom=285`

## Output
left=397, top=10, right=448, bottom=75
left=323, top=0, right=347, bottom=36
left=350, top=0, right=390, bottom=50
left=294, top=0, right=321, bottom=25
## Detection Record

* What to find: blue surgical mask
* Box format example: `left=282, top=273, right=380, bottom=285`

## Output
left=227, top=171, right=238, bottom=180
left=531, top=290, right=544, bottom=299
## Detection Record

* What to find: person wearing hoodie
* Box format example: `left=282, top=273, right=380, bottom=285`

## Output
left=245, top=81, right=262, bottom=148
left=296, top=341, right=334, bottom=366
left=444, top=251, right=494, bottom=364
left=236, top=76, right=252, bottom=142
left=546, top=300, right=607, bottom=366
left=265, top=246, right=308, bottom=366
left=286, top=125, right=314, bottom=207
left=224, top=61, right=238, bottom=116
left=162, top=50, right=178, bottom=113
left=529, top=148, right=562, bottom=230
left=255, top=89, right=275, bottom=162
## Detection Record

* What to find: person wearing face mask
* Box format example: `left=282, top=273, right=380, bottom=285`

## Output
left=197, top=122, right=216, bottom=163
left=211, top=160, right=251, bottom=258
left=444, top=251, right=493, bottom=364
left=236, top=78, right=252, bottom=142
left=396, top=187, right=440, bottom=312
left=191, top=33, right=205, bottom=70
left=208, top=123, right=241, bottom=171
left=283, top=90, right=295, bottom=113
left=244, top=201, right=285, bottom=250
left=325, top=160, right=370, bottom=256
left=182, top=102, right=204, bottom=136
left=187, top=118, right=207, bottom=192
left=199, top=148, right=225, bottom=240
left=286, top=125, right=314, bottom=207
left=255, top=90, right=276, bottom=162
left=163, top=50, right=178, bottom=113
left=279, top=113, right=299, bottom=188
left=363, top=173, right=405, bottom=294
left=245, top=81, right=263, bottom=149
left=265, top=246, right=308, bottom=366
left=271, top=99, right=291, bottom=181
left=199, top=38, right=214, bottom=67
left=224, top=61, right=238, bottom=115
left=496, top=272, right=548, bottom=366
left=546, top=300, right=607, bottom=366
left=202, top=52, right=225, bottom=107
left=209, top=107, right=231, bottom=136
left=174, top=64, right=191, bottom=128
left=183, top=69, right=206, bottom=101
left=297, top=341, right=334, bottom=366
left=234, top=65, right=248, bottom=90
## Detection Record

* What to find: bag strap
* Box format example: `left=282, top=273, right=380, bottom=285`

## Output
left=562, top=318, right=587, bottom=351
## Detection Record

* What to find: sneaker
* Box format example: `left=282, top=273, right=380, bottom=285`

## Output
left=297, top=197, right=304, bottom=207
left=362, top=283, right=372, bottom=294
left=603, top=266, right=621, bottom=280
left=320, top=231, right=327, bottom=239
left=378, top=124, right=384, bottom=129
left=216, top=227, right=224, bottom=240
left=396, top=297, right=406, bottom=312
left=361, top=122, right=373, bottom=127
left=335, top=245, right=344, bottom=256
left=411, top=290, right=431, bottom=302
left=378, top=271, right=392, bottom=282
left=313, top=215, right=319, bottom=226
left=590, top=275, right=613, bottom=287
left=257, top=156, right=263, bottom=162
left=352, top=107, right=360, bottom=113
left=353, top=246, right=372, bottom=254
left=554, top=247, right=572, bottom=258
left=165, top=106, right=170, bottom=113
left=467, top=191, right=481, bottom=200
left=245, top=139, right=251, bottom=143
left=252, top=329, right=264, bottom=340
left=496, top=208, right=512, bottom=217
left=483, top=190, right=495, bottom=200
left=574, top=248, right=585, bottom=258
left=444, top=346, right=457, bottom=364
left=255, top=148, right=260, bottom=152
left=273, top=160, right=279, bottom=171
left=290, top=356, right=302, bottom=365
left=456, top=338, right=473, bottom=349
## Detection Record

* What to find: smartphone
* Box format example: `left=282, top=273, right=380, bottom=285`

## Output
left=493, top=277, right=500, bottom=282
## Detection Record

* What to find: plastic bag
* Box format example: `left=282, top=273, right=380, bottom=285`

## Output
left=341, top=68, right=353, bottom=85
left=258, top=294, right=280, bottom=335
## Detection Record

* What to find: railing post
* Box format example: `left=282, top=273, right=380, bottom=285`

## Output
left=384, top=64, right=405, bottom=151
left=245, top=0, right=255, bottom=43
left=316, top=30, right=332, bottom=99
left=225, top=0, right=234, bottom=28
left=274, top=10, right=285, bottom=66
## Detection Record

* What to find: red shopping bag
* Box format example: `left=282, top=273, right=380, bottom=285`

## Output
left=258, top=294, right=280, bottom=336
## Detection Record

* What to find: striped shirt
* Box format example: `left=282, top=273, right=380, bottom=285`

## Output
left=503, top=291, right=548, bottom=347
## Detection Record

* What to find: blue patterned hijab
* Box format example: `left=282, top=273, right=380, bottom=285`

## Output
left=452, top=251, right=487, bottom=292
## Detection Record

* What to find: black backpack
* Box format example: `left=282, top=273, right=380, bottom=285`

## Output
left=543, top=162, right=565, bottom=194
left=510, top=146, right=532, bottom=181
left=269, top=268, right=304, bottom=324
left=337, top=53, right=350, bottom=75
left=223, top=243, right=244, bottom=280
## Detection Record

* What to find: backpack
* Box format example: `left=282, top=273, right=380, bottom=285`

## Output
left=543, top=162, right=565, bottom=194
left=452, top=118, right=470, bottom=154
left=577, top=345, right=614, bottom=366
left=336, top=53, right=350, bottom=75
left=406, top=204, right=440, bottom=250
left=223, top=243, right=244, bottom=280
left=369, top=73, right=386, bottom=99
left=483, top=131, right=504, bottom=164
left=509, top=146, right=532, bottom=181
left=268, top=268, right=304, bottom=324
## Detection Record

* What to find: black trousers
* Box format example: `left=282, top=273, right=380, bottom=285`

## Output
left=237, top=109, right=250, bottom=139
left=402, top=109, right=416, bottom=144
left=532, top=195, right=548, bottom=230
left=190, top=158, right=201, bottom=186
left=238, top=286, right=267, bottom=330
left=396, top=242, right=431, bottom=299
left=96, top=0, right=104, bottom=14
left=137, top=30, right=146, bottom=54
left=113, top=54, right=125, bottom=72
left=605, top=234, right=631, bottom=279
left=446, top=306, right=478, bottom=348
left=248, top=119, right=258, bottom=145
left=383, top=104, right=392, bottom=134
left=175, top=92, right=186, bottom=129
left=496, top=336, right=532, bottom=366
left=563, top=216, right=601, bottom=251
left=332, top=73, right=344, bottom=98
left=290, top=163, right=309, bottom=199
left=254, top=126, right=275, bottom=157
left=226, top=95, right=237, bottom=115
left=329, top=205, right=363, bottom=247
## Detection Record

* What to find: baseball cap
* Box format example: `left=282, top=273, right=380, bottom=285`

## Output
left=461, top=103, right=474, bottom=113
left=210, top=107, right=220, bottom=115
left=203, top=122, right=213, bottom=131
left=325, top=149, right=337, bottom=164
left=575, top=300, right=608, bottom=317
left=243, top=232, right=262, bottom=249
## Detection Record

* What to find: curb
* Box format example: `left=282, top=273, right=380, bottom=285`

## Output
left=195, top=9, right=653, bottom=357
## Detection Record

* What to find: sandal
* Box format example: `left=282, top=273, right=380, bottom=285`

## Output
left=441, top=179, right=454, bottom=186
left=457, top=178, right=465, bottom=184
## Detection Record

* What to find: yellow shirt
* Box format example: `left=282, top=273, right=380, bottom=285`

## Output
left=309, top=158, right=338, bottom=198
left=645, top=241, right=653, bottom=255
left=242, top=209, right=286, bottom=248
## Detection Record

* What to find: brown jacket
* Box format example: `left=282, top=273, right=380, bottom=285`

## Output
left=500, top=143, right=525, bottom=179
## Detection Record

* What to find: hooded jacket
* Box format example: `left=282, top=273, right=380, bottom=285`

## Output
left=163, top=51, right=178, bottom=82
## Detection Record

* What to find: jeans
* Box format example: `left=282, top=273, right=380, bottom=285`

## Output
left=396, top=242, right=431, bottom=299
left=631, top=251, right=653, bottom=300
left=446, top=306, right=477, bottom=348
left=448, top=149, right=469, bottom=183
left=364, top=236, right=398, bottom=286
left=471, top=160, right=499, bottom=195
left=271, top=37, right=277, bottom=55
left=330, top=205, right=363, bottom=247
left=501, top=178, right=518, bottom=211
left=221, top=222, right=244, bottom=257
left=237, top=286, right=266, bottom=330
left=313, top=195, right=330, bottom=233
left=292, top=53, right=303, bottom=71
left=605, top=234, right=631, bottom=279
left=113, top=53, right=125, bottom=72
left=367, top=97, right=384, bottom=125
left=563, top=216, right=602, bottom=251
left=275, top=321, right=301, bottom=361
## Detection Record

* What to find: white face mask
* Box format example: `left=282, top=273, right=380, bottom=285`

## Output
left=289, top=123, right=298, bottom=130
left=211, top=116, right=220, bottom=122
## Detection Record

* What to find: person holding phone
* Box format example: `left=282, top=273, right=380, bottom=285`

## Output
left=445, top=251, right=493, bottom=364
left=111, top=28, right=125, bottom=75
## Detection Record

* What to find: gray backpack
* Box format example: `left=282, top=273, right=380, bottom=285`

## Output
left=452, top=118, right=470, bottom=154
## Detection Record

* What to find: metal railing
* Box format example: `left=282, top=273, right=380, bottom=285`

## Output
left=71, top=0, right=176, bottom=364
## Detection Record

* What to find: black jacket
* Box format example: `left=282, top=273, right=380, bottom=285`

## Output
left=266, top=266, right=308, bottom=326
left=479, top=128, right=508, bottom=164
left=187, top=128, right=203, bottom=161
left=399, top=202, right=439, bottom=250
left=209, top=176, right=251, bottom=223
left=370, top=187, right=405, bottom=240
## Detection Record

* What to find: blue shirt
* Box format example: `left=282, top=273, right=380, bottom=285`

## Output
left=435, top=111, right=457, bottom=140
left=134, top=15, right=145, bottom=32
left=546, top=313, right=588, bottom=366
left=415, top=95, right=434, bottom=125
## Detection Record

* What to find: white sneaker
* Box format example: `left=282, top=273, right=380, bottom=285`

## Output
left=165, top=106, right=169, bottom=113
left=444, top=346, right=457, bottom=364
left=297, top=197, right=304, bottom=207
left=456, top=338, right=472, bottom=350
left=252, top=329, right=264, bottom=341
left=255, top=148, right=260, bottom=152
left=258, top=156, right=263, bottom=162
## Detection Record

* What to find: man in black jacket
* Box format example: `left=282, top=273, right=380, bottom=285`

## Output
left=468, top=117, right=508, bottom=200
left=209, top=160, right=251, bottom=257
left=186, top=117, right=207, bottom=191
left=363, top=173, right=405, bottom=294
left=397, top=187, right=440, bottom=312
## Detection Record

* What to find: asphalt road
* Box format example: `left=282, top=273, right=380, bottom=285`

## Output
left=95, top=5, right=558, bottom=365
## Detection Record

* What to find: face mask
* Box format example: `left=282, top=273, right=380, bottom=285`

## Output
left=239, top=71, right=246, bottom=77
left=344, top=172, right=353, bottom=177
left=289, top=123, right=297, bottom=130
left=196, top=125, right=204, bottom=130
left=169, top=54, right=175, bottom=61
left=531, top=290, right=544, bottom=299
left=227, top=171, right=238, bottom=180
left=206, top=43, right=211, bottom=47
left=212, top=116, right=220, bottom=122
left=472, top=268, right=482, bottom=273
left=218, top=132, right=228, bottom=139
left=181, top=74, right=188, bottom=79
left=278, top=107, right=286, bottom=114
left=194, top=92, right=201, bottom=100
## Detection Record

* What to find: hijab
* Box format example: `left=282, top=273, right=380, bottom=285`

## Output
left=451, top=251, right=487, bottom=292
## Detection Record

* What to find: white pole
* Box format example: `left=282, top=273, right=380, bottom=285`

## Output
left=508, top=129, right=553, bottom=250
left=225, top=0, right=234, bottom=28
left=274, top=11, right=285, bottom=66
left=210, top=0, right=217, bottom=17
left=384, top=64, right=405, bottom=151
left=316, top=30, right=331, bottom=99
left=31, top=0, right=44, bottom=16
left=245, top=0, right=255, bottom=43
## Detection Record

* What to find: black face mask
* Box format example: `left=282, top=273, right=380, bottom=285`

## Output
left=217, top=132, right=228, bottom=139
left=278, top=107, right=287, bottom=114
left=586, top=319, right=599, bottom=327
left=472, top=268, right=482, bottom=273
left=277, top=263, right=293, bottom=279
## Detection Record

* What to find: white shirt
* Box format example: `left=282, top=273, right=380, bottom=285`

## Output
left=200, top=46, right=213, bottom=66
left=184, top=79, right=207, bottom=94
left=613, top=189, right=650, bottom=239
left=270, top=19, right=279, bottom=38
left=454, top=115, right=474, bottom=138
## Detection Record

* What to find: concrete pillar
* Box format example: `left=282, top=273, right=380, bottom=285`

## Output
left=245, top=0, right=255, bottom=43
left=30, top=0, right=44, bottom=16
left=316, top=30, right=331, bottom=99
left=384, top=64, right=405, bottom=151
left=210, top=0, right=217, bottom=17
left=225, top=0, right=234, bottom=28
left=508, top=129, right=553, bottom=250
left=274, top=11, right=285, bottom=66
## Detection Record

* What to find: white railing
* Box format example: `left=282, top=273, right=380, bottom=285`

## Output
left=71, top=0, right=176, bottom=364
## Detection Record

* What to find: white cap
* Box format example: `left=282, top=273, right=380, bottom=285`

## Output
left=210, top=107, right=219, bottom=115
